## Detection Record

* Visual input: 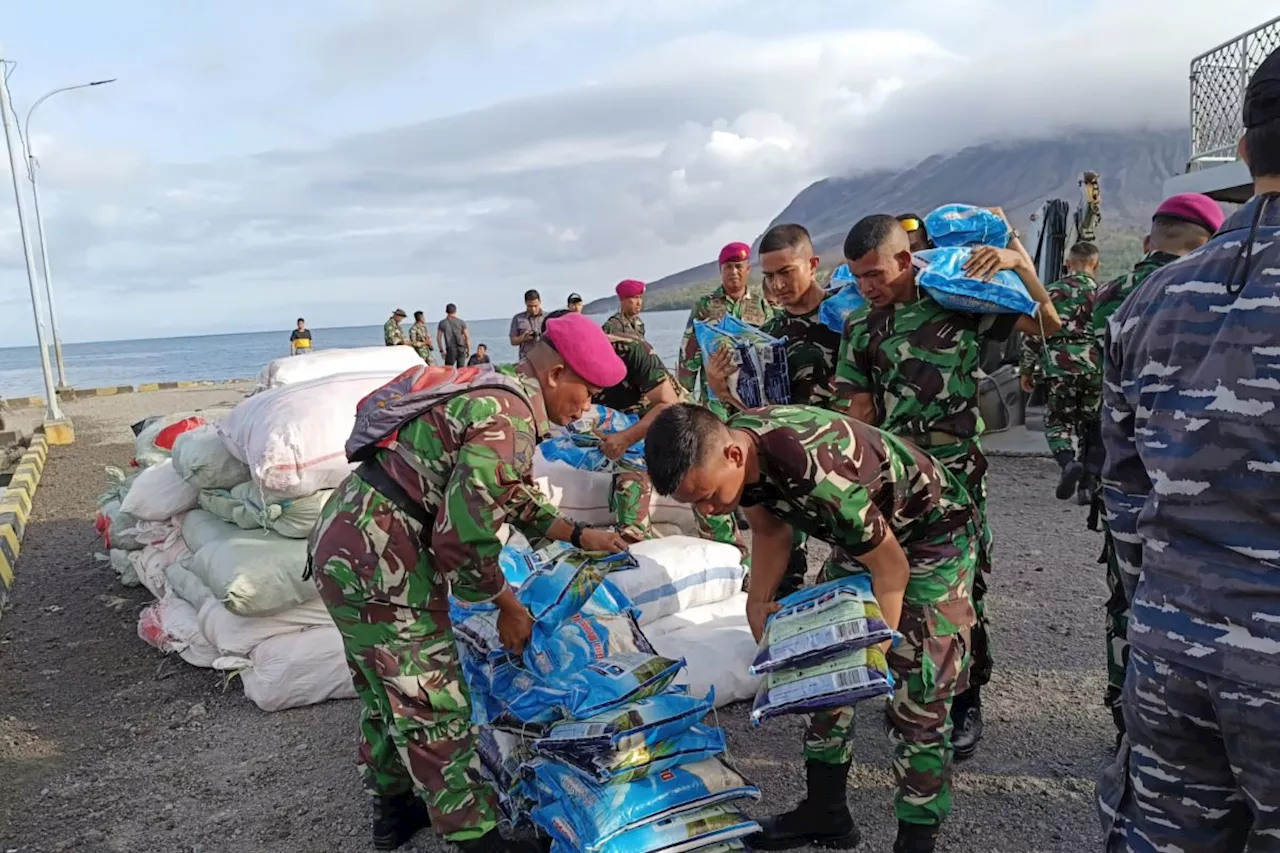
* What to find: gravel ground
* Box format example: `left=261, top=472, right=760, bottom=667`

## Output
left=0, top=390, right=1112, bottom=853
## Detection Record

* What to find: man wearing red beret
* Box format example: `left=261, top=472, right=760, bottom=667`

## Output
left=603, top=279, right=647, bottom=339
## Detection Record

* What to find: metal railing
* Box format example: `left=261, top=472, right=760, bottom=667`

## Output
left=1189, top=15, right=1280, bottom=169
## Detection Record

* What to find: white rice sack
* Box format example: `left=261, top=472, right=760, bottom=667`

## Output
left=188, top=528, right=314, bottom=617
left=532, top=455, right=698, bottom=535
left=236, top=626, right=357, bottom=712
left=133, top=535, right=193, bottom=600
left=649, top=615, right=761, bottom=708
left=120, top=460, right=200, bottom=522
left=644, top=593, right=748, bottom=639
left=137, top=595, right=220, bottom=669
left=198, top=482, right=332, bottom=539
left=164, top=561, right=218, bottom=610
left=256, top=346, right=423, bottom=390
left=217, top=370, right=401, bottom=497
left=198, top=597, right=335, bottom=656
left=181, top=509, right=238, bottom=553
left=605, top=537, right=746, bottom=626
left=171, top=425, right=251, bottom=490
left=107, top=548, right=141, bottom=587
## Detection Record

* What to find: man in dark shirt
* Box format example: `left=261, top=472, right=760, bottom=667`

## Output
left=466, top=344, right=491, bottom=366
left=509, top=290, right=547, bottom=361
left=290, top=318, right=313, bottom=355
left=437, top=304, right=471, bottom=368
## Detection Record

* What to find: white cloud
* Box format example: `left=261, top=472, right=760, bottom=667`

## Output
left=0, top=0, right=1270, bottom=345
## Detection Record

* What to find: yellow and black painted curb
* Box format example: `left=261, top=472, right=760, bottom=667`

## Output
left=0, top=432, right=50, bottom=609
left=2, top=378, right=251, bottom=410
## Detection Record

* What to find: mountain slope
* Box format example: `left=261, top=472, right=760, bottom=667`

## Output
left=615, top=127, right=1188, bottom=309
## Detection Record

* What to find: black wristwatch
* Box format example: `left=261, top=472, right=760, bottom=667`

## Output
left=570, top=522, right=584, bottom=549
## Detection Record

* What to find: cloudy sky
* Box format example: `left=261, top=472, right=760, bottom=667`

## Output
left=0, top=1, right=1267, bottom=344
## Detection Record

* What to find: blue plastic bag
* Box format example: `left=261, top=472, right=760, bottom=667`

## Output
left=750, top=576, right=895, bottom=675
left=543, top=406, right=645, bottom=472
left=693, top=316, right=790, bottom=407
left=519, top=548, right=639, bottom=629
left=536, top=721, right=725, bottom=784
left=534, top=689, right=714, bottom=759
left=924, top=204, right=1010, bottom=248
left=538, top=802, right=759, bottom=853
left=819, top=267, right=866, bottom=333
left=525, top=756, right=759, bottom=851
left=750, top=645, right=894, bottom=725
left=563, top=653, right=685, bottom=719
left=488, top=654, right=570, bottom=725
left=915, top=247, right=1037, bottom=316
left=524, top=611, right=653, bottom=678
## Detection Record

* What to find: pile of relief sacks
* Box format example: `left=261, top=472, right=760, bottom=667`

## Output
left=451, top=542, right=764, bottom=853
left=748, top=576, right=896, bottom=725
left=693, top=316, right=790, bottom=408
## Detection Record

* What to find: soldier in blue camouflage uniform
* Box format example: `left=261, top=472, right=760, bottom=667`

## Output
left=1083, top=193, right=1223, bottom=747
left=1096, top=53, right=1280, bottom=851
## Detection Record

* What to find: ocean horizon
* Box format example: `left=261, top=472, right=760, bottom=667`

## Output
left=0, top=310, right=692, bottom=398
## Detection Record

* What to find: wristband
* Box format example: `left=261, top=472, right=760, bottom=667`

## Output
left=570, top=522, right=584, bottom=549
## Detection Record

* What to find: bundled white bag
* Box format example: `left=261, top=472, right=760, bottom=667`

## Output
left=645, top=592, right=748, bottom=638
left=198, top=482, right=332, bottom=539
left=256, top=346, right=422, bottom=390
left=181, top=509, right=237, bottom=553
left=137, top=595, right=220, bottom=669
left=165, top=561, right=217, bottom=610
left=171, top=426, right=251, bottom=490
left=235, top=626, right=356, bottom=712
left=120, top=460, right=200, bottom=522
left=198, top=597, right=335, bottom=656
left=605, top=537, right=746, bottom=626
left=188, top=528, right=314, bottom=616
left=532, top=455, right=697, bottom=534
left=217, top=370, right=401, bottom=497
left=649, top=611, right=761, bottom=707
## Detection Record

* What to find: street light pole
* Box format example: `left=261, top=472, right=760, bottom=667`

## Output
left=0, top=61, right=63, bottom=422
left=23, top=78, right=116, bottom=390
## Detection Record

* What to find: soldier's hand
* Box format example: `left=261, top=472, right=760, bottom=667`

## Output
left=964, top=245, right=1022, bottom=281
left=497, top=601, right=535, bottom=655
left=579, top=528, right=629, bottom=553
left=1020, top=375, right=1035, bottom=394
left=706, top=348, right=736, bottom=399
left=597, top=431, right=632, bottom=461
left=746, top=599, right=782, bottom=644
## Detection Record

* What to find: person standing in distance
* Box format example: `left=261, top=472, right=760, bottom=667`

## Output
left=408, top=311, right=436, bottom=365
left=310, top=312, right=630, bottom=853
left=509, top=290, right=546, bottom=361
left=384, top=309, right=409, bottom=347
left=603, top=280, right=647, bottom=339
left=437, top=304, right=471, bottom=368
left=1096, top=49, right=1280, bottom=851
left=290, top=318, right=313, bottom=355
left=567, top=293, right=585, bottom=313
left=467, top=344, right=491, bottom=366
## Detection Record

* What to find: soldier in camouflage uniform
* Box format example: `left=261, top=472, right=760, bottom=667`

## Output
left=645, top=403, right=980, bottom=853
left=1081, top=194, right=1223, bottom=746
left=676, top=241, right=777, bottom=419
left=829, top=214, right=1061, bottom=761
left=602, top=279, right=647, bottom=339
left=703, top=224, right=841, bottom=598
left=384, top=309, right=408, bottom=347
left=1095, top=72, right=1280, bottom=849
left=1019, top=242, right=1100, bottom=503
left=309, top=311, right=630, bottom=852
left=408, top=311, right=437, bottom=365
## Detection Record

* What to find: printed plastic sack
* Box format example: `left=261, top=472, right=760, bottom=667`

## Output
left=924, top=204, right=1010, bottom=249
left=477, top=728, right=535, bottom=824
left=693, top=316, right=790, bottom=407
left=820, top=265, right=866, bottom=333
left=171, top=426, right=252, bottom=490
left=534, top=690, right=713, bottom=761
left=120, top=459, right=201, bottom=522
left=519, top=548, right=639, bottom=629
left=545, top=722, right=726, bottom=785
left=525, top=756, right=758, bottom=851
left=750, top=575, right=894, bottom=675
left=538, top=802, right=758, bottom=853
left=916, top=247, right=1037, bottom=316
left=751, top=646, right=893, bottom=724
left=542, top=405, right=645, bottom=473
left=525, top=611, right=654, bottom=678
left=488, top=654, right=570, bottom=725
left=564, top=653, right=685, bottom=719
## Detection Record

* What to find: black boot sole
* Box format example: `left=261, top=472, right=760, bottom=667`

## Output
left=747, top=829, right=861, bottom=851
left=1056, top=462, right=1083, bottom=500
left=952, top=740, right=979, bottom=762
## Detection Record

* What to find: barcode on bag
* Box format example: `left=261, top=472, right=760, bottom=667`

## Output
left=834, top=668, right=873, bottom=689
left=831, top=619, right=869, bottom=641
left=547, top=722, right=610, bottom=741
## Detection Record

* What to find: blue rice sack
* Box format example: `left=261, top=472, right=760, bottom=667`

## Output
left=500, top=545, right=536, bottom=588
left=524, top=611, right=654, bottom=677
left=750, top=646, right=893, bottom=725
left=819, top=266, right=866, bottom=333
left=525, top=756, right=758, bottom=852
left=539, top=722, right=726, bottom=785
left=519, top=548, right=640, bottom=629
left=489, top=654, right=570, bottom=725
left=544, top=406, right=645, bottom=472
left=477, top=727, right=535, bottom=824
left=924, top=204, right=1010, bottom=248
left=693, top=316, right=791, bottom=407
left=563, top=653, right=685, bottom=719
left=538, top=801, right=759, bottom=853
left=534, top=689, right=714, bottom=760
left=915, top=247, right=1037, bottom=316
left=750, top=576, right=894, bottom=675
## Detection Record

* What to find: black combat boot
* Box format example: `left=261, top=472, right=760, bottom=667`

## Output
left=747, top=760, right=860, bottom=850
left=1054, top=450, right=1084, bottom=500
left=950, top=686, right=984, bottom=762
left=893, top=821, right=940, bottom=853
left=455, top=829, right=546, bottom=853
left=372, top=793, right=431, bottom=851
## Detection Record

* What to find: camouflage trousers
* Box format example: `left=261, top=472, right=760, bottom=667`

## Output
left=311, top=526, right=498, bottom=840
left=1044, top=375, right=1101, bottom=458
left=413, top=346, right=436, bottom=366
left=610, top=464, right=656, bottom=543
left=804, top=549, right=976, bottom=826
left=1098, top=647, right=1280, bottom=852
left=1100, top=527, right=1129, bottom=711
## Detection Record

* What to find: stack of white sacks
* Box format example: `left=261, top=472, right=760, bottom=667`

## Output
left=95, top=347, right=760, bottom=713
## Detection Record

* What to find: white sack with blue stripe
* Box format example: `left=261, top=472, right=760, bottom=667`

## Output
left=604, top=537, right=746, bottom=627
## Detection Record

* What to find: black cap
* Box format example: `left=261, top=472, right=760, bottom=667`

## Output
left=392, top=308, right=406, bottom=317
left=567, top=293, right=583, bottom=304
left=1244, top=46, right=1280, bottom=129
